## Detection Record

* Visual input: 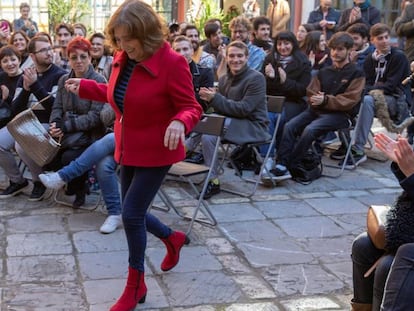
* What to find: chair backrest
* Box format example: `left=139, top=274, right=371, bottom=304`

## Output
left=266, top=95, right=285, bottom=114
left=193, top=114, right=226, bottom=137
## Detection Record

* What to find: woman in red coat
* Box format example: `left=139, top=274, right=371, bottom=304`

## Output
left=65, top=1, right=202, bottom=310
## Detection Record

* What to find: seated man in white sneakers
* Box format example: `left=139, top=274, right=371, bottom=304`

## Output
left=273, top=32, right=365, bottom=178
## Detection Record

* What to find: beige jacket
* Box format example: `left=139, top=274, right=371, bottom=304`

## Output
left=266, top=0, right=290, bottom=38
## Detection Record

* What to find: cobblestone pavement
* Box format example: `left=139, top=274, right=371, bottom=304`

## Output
left=0, top=140, right=400, bottom=311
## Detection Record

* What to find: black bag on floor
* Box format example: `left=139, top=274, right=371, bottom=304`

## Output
left=229, top=145, right=260, bottom=174
left=289, top=151, right=322, bottom=184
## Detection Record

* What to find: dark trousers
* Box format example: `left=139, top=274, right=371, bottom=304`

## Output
left=277, top=107, right=349, bottom=166
left=381, top=243, right=414, bottom=310
left=120, top=165, right=172, bottom=271
left=352, top=232, right=394, bottom=310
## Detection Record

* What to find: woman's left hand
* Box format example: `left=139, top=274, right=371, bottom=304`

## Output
left=278, top=67, right=286, bottom=84
left=164, top=120, right=185, bottom=150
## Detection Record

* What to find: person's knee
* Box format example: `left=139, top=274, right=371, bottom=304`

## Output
left=396, top=243, right=414, bottom=259
left=352, top=233, right=376, bottom=264
left=96, top=155, right=117, bottom=175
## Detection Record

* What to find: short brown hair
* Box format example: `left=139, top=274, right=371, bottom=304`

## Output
left=105, top=0, right=166, bottom=58
left=172, top=35, right=192, bottom=47
left=28, top=35, right=50, bottom=53
left=55, top=22, right=74, bottom=36
left=226, top=41, right=249, bottom=56
left=229, top=16, right=252, bottom=32
left=370, top=23, right=391, bottom=38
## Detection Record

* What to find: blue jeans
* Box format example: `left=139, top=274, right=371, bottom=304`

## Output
left=120, top=165, right=172, bottom=271
left=58, top=133, right=121, bottom=215
left=277, top=108, right=349, bottom=166
left=381, top=243, right=414, bottom=310
left=352, top=232, right=394, bottom=310
left=259, top=111, right=281, bottom=158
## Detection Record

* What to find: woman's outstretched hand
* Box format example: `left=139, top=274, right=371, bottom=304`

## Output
left=164, top=120, right=185, bottom=151
left=65, top=78, right=81, bottom=95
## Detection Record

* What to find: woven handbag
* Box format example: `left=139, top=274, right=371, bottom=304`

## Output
left=7, top=107, right=60, bottom=167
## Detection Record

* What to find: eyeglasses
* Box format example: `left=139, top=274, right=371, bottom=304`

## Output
left=69, top=54, right=89, bottom=61
left=33, top=47, right=53, bottom=54
left=232, top=29, right=247, bottom=34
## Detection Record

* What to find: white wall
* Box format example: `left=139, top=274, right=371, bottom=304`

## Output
left=301, top=1, right=317, bottom=24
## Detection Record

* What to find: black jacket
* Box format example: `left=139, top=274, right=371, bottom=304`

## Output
left=262, top=49, right=311, bottom=104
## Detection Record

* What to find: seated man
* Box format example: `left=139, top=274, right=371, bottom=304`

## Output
left=273, top=31, right=365, bottom=178
left=199, top=41, right=270, bottom=198
left=341, top=23, right=412, bottom=168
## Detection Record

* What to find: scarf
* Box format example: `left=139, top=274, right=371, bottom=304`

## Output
left=372, top=49, right=390, bottom=84
left=355, top=0, right=371, bottom=10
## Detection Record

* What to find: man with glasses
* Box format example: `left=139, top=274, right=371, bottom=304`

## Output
left=217, top=16, right=265, bottom=78
left=0, top=36, right=66, bottom=200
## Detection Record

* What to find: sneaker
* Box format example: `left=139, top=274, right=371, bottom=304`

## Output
left=0, top=179, right=29, bottom=199
left=261, top=158, right=274, bottom=180
left=320, top=131, right=338, bottom=146
left=201, top=180, right=220, bottom=199
left=339, top=148, right=367, bottom=169
left=271, top=164, right=288, bottom=176
left=100, top=215, right=122, bottom=234
left=330, top=144, right=347, bottom=160
left=184, top=151, right=204, bottom=164
left=28, top=181, right=46, bottom=201
left=39, top=172, right=66, bottom=189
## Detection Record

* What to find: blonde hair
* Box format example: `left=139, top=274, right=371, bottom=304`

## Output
left=105, top=0, right=166, bottom=58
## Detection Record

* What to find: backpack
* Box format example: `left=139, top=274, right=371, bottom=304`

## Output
left=289, top=151, right=322, bottom=184
left=229, top=145, right=260, bottom=175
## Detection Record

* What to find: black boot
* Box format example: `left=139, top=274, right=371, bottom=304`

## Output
left=72, top=182, right=89, bottom=209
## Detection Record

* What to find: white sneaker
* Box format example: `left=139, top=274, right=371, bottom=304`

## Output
left=100, top=215, right=122, bottom=234
left=261, top=158, right=274, bottom=180
left=39, top=172, right=66, bottom=189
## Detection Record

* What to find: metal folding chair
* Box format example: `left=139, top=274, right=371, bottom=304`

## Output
left=157, top=114, right=226, bottom=234
left=323, top=101, right=373, bottom=177
left=219, top=95, right=285, bottom=197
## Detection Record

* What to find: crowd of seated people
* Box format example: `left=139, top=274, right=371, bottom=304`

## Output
left=0, top=1, right=413, bottom=308
left=0, top=1, right=411, bottom=224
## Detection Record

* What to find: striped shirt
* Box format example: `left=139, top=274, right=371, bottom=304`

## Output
left=114, top=58, right=137, bottom=113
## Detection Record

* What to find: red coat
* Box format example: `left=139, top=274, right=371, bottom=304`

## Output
left=79, top=42, right=202, bottom=167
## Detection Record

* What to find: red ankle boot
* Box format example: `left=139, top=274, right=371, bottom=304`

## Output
left=110, top=267, right=147, bottom=311
left=160, top=231, right=190, bottom=271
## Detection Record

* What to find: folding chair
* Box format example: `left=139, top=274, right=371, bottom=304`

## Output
left=219, top=95, right=285, bottom=197
left=157, top=114, right=226, bottom=235
left=322, top=101, right=373, bottom=177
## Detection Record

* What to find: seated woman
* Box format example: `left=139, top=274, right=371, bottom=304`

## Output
left=351, top=133, right=414, bottom=310
left=296, top=23, right=314, bottom=53
left=261, top=30, right=312, bottom=179
left=45, top=36, right=106, bottom=208
left=0, top=45, right=23, bottom=127
left=303, top=30, right=331, bottom=76
left=198, top=41, right=270, bottom=198
left=9, top=30, right=33, bottom=69
left=89, top=32, right=113, bottom=81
